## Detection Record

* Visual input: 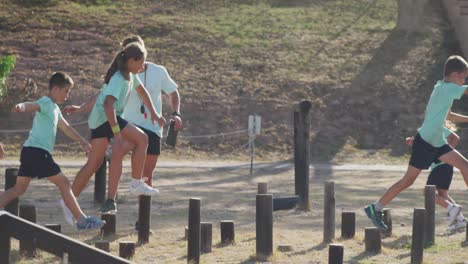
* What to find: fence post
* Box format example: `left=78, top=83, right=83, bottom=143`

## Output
left=119, top=241, right=135, bottom=260
left=341, top=211, right=355, bottom=239
left=364, top=227, right=381, bottom=253
left=256, top=194, right=273, bottom=261
left=19, top=204, right=37, bottom=257
left=187, top=198, right=200, bottom=264
left=5, top=168, right=19, bottom=215
left=294, top=100, right=312, bottom=211
left=424, top=185, right=435, bottom=247
left=200, top=222, right=212, bottom=253
left=95, top=240, right=110, bottom=252
left=138, top=195, right=151, bottom=244
left=257, top=182, right=268, bottom=194
left=328, top=243, right=344, bottom=264
left=94, top=159, right=107, bottom=204
left=411, top=208, right=426, bottom=264
left=323, top=181, right=335, bottom=243
left=101, top=213, right=116, bottom=237
left=220, top=221, right=235, bottom=244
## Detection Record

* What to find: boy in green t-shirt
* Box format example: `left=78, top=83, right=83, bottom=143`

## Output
left=0, top=72, right=105, bottom=231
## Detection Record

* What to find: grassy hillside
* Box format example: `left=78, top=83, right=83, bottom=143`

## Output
left=0, top=0, right=464, bottom=162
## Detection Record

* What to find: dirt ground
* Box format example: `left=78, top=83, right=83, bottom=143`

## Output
left=0, top=160, right=467, bottom=264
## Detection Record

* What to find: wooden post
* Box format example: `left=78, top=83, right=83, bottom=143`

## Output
left=341, top=211, right=355, bottom=239
left=19, top=204, right=37, bottom=257
left=94, top=159, right=107, bottom=203
left=256, top=194, right=273, bottom=260
left=364, top=227, right=381, bottom=254
left=383, top=208, right=392, bottom=236
left=187, top=198, right=200, bottom=264
left=220, top=220, right=235, bottom=244
left=5, top=168, right=19, bottom=215
left=294, top=100, right=311, bottom=211
left=95, top=240, right=110, bottom=252
left=424, top=185, right=435, bottom=247
left=138, top=195, right=151, bottom=244
left=119, top=241, right=135, bottom=259
left=328, top=243, right=344, bottom=264
left=200, top=222, right=212, bottom=253
left=45, top=224, right=61, bottom=233
left=273, top=196, right=299, bottom=211
left=323, top=181, right=335, bottom=243
left=257, top=182, right=268, bottom=194
left=411, top=208, right=426, bottom=264
left=0, top=216, right=9, bottom=264
left=101, top=213, right=116, bottom=237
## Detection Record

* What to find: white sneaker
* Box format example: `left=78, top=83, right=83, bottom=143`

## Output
left=59, top=199, right=75, bottom=226
left=129, top=181, right=160, bottom=196
left=447, top=204, right=462, bottom=226
left=447, top=218, right=467, bottom=232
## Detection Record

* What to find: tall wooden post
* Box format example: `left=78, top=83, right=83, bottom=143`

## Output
left=424, top=185, right=435, bottom=247
left=138, top=195, right=151, bottom=244
left=411, top=208, right=426, bottom=264
left=256, top=194, right=273, bottom=261
left=323, top=182, right=335, bottom=243
left=19, top=204, right=38, bottom=257
left=5, top=168, right=19, bottom=215
left=94, top=159, right=107, bottom=203
left=187, top=198, right=200, bottom=264
left=294, top=100, right=311, bottom=211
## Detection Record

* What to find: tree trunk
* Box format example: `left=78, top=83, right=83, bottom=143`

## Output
left=395, top=0, right=429, bottom=33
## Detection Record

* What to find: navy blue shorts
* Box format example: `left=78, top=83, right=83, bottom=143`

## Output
left=427, top=162, right=453, bottom=190
left=136, top=125, right=161, bottom=155
left=90, top=116, right=128, bottom=140
left=18, top=147, right=61, bottom=179
left=409, top=134, right=453, bottom=170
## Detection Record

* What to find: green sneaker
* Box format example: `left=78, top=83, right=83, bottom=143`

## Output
left=99, top=199, right=117, bottom=214
left=364, top=204, right=388, bottom=231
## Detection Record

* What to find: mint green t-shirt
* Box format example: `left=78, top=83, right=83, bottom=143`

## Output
left=23, top=96, right=63, bottom=154
left=417, top=81, right=466, bottom=147
left=88, top=71, right=140, bottom=129
left=123, top=63, right=178, bottom=137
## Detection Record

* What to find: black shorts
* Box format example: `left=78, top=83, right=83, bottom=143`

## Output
left=137, top=125, right=161, bottom=155
left=427, top=163, right=453, bottom=190
left=90, top=116, right=128, bottom=139
left=18, top=147, right=61, bottom=179
left=409, top=133, right=453, bottom=170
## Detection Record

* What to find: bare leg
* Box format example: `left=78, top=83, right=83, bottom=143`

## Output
left=379, top=165, right=422, bottom=206
left=142, top=154, right=159, bottom=187
left=439, top=149, right=468, bottom=186
left=122, top=124, right=148, bottom=181
left=48, top=173, right=86, bottom=220
left=71, top=138, right=108, bottom=197
left=0, top=176, right=31, bottom=208
left=435, top=189, right=451, bottom=208
left=107, top=139, right=133, bottom=200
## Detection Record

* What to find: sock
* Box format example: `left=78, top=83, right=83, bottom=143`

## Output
left=131, top=179, right=142, bottom=188
left=373, top=201, right=384, bottom=212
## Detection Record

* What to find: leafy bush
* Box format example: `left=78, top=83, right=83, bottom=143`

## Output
left=0, top=55, right=16, bottom=98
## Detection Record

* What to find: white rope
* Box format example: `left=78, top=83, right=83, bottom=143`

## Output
left=178, top=129, right=248, bottom=139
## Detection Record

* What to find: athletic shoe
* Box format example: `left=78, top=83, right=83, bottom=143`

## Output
left=98, top=199, right=117, bottom=214
left=76, top=216, right=106, bottom=231
left=129, top=181, right=160, bottom=196
left=447, top=218, right=467, bottom=232
left=59, top=199, right=75, bottom=226
left=364, top=204, right=388, bottom=231
left=448, top=204, right=462, bottom=226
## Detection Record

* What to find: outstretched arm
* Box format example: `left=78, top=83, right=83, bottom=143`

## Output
left=63, top=91, right=100, bottom=114
left=447, top=111, right=468, bottom=123
left=12, top=102, right=40, bottom=113
left=58, top=118, right=91, bottom=152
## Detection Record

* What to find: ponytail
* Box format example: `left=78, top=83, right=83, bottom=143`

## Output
left=104, top=43, right=147, bottom=84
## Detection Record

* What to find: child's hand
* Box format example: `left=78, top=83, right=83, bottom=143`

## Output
left=12, top=103, right=26, bottom=112
left=80, top=140, right=92, bottom=153
left=63, top=105, right=81, bottom=114
left=405, top=136, right=414, bottom=146
left=150, top=111, right=166, bottom=127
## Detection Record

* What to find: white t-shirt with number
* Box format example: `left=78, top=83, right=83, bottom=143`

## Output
left=123, top=62, right=178, bottom=137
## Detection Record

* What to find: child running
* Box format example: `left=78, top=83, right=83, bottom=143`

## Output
left=0, top=72, right=105, bottom=230
left=60, top=42, right=164, bottom=224
left=365, top=55, right=468, bottom=231
left=406, top=122, right=466, bottom=231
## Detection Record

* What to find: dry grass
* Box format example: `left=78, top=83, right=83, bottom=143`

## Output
left=1, top=162, right=466, bottom=263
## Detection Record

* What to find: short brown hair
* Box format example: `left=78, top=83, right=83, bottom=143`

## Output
left=49, top=72, right=73, bottom=90
left=444, top=55, right=468, bottom=77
